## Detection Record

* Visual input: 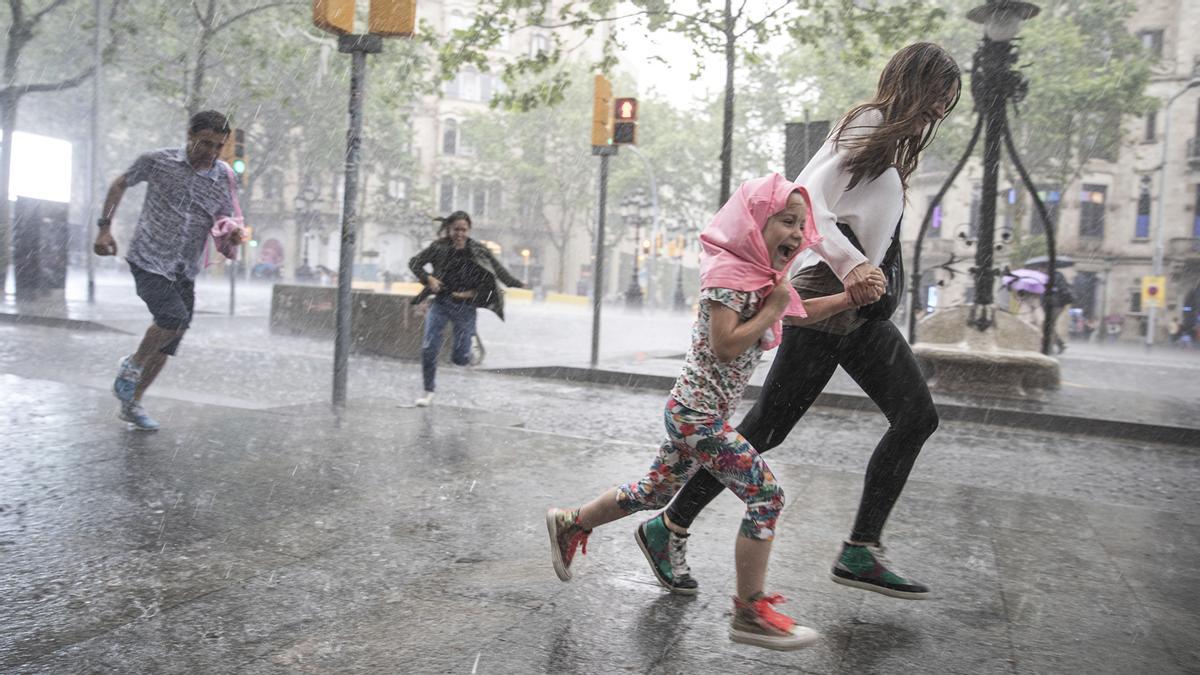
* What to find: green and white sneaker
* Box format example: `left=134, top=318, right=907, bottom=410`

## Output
left=830, top=541, right=929, bottom=599
left=635, top=514, right=699, bottom=595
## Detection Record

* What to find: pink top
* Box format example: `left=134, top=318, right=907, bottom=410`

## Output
left=698, top=173, right=821, bottom=350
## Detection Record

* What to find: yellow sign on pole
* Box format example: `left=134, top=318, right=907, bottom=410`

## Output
left=1141, top=275, right=1166, bottom=309
left=313, top=0, right=355, bottom=35
left=591, top=74, right=614, bottom=147
left=369, top=0, right=417, bottom=36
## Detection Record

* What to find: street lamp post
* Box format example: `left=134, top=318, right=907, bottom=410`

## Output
left=673, top=231, right=689, bottom=311
left=1148, top=74, right=1200, bottom=346
left=620, top=192, right=650, bottom=308
left=910, top=0, right=1066, bottom=355
left=293, top=181, right=322, bottom=281
left=520, top=248, right=531, bottom=285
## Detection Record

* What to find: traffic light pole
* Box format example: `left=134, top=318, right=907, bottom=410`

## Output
left=591, top=145, right=617, bottom=368
left=332, top=34, right=382, bottom=407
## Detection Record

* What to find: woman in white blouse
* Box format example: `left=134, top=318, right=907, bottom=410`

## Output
left=640, top=43, right=962, bottom=601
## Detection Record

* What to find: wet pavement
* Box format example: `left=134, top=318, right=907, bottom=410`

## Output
left=6, top=271, right=1199, bottom=446
left=3, top=283, right=1200, bottom=671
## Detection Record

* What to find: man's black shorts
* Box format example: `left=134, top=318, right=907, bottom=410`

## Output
left=130, top=263, right=194, bottom=354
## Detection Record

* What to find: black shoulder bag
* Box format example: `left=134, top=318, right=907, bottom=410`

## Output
left=836, top=217, right=904, bottom=321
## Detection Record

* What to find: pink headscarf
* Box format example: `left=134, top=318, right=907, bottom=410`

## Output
left=698, top=173, right=822, bottom=350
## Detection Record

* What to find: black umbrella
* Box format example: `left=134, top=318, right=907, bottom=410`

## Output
left=1023, top=255, right=1074, bottom=269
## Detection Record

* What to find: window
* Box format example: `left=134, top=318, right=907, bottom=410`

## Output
left=1031, top=186, right=1061, bottom=236
left=446, top=10, right=472, bottom=33
left=1135, top=182, right=1151, bottom=239
left=1080, top=184, right=1107, bottom=238
left=480, top=73, right=494, bottom=102
left=1194, top=184, right=1200, bottom=238
left=442, top=119, right=458, bottom=155
left=439, top=177, right=454, bottom=212
left=473, top=184, right=487, bottom=217
left=967, top=185, right=981, bottom=239
left=489, top=183, right=503, bottom=214
left=928, top=199, right=943, bottom=239
left=455, top=179, right=471, bottom=212
left=1074, top=271, right=1099, bottom=319
left=1130, top=290, right=1142, bottom=313
left=1144, top=111, right=1157, bottom=142
left=460, top=68, right=479, bottom=101
left=457, top=121, right=473, bottom=157
left=1137, top=29, right=1163, bottom=58
left=387, top=176, right=409, bottom=202
left=263, top=170, right=282, bottom=199
left=530, top=34, right=550, bottom=58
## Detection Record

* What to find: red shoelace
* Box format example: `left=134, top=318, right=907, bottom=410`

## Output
left=746, top=594, right=796, bottom=633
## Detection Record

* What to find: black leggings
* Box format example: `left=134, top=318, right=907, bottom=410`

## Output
left=664, top=319, right=938, bottom=543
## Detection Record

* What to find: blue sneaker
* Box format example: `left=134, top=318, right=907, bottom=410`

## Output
left=112, top=355, right=142, bottom=403
left=119, top=402, right=160, bottom=431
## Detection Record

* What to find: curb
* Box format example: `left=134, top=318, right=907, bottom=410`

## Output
left=0, top=312, right=131, bottom=334
left=485, top=365, right=1200, bottom=449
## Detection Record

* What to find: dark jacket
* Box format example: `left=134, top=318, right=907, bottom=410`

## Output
left=408, top=238, right=523, bottom=320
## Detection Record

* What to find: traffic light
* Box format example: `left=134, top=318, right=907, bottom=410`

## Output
left=230, top=128, right=247, bottom=187
left=369, top=0, right=417, bottom=36
left=613, top=97, right=637, bottom=145
left=592, top=74, right=613, bottom=147
left=313, top=0, right=354, bottom=35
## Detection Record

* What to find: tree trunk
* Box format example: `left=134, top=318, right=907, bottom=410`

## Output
left=718, top=0, right=735, bottom=208
left=187, top=0, right=216, bottom=120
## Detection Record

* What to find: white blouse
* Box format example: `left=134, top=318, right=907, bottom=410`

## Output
left=793, top=108, right=905, bottom=280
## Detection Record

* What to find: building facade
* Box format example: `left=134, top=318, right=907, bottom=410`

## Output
left=906, top=0, right=1200, bottom=344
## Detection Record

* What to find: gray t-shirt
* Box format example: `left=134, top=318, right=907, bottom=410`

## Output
left=124, top=147, right=235, bottom=281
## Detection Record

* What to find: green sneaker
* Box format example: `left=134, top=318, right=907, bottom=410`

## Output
left=830, top=541, right=930, bottom=599
left=635, top=514, right=698, bottom=595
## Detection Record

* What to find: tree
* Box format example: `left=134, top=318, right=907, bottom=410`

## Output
left=179, top=0, right=305, bottom=119
left=753, top=0, right=1152, bottom=263
left=0, top=0, right=125, bottom=293
left=439, top=0, right=943, bottom=209
left=457, top=66, right=596, bottom=291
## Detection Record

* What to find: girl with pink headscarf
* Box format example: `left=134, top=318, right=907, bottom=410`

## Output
left=544, top=173, right=883, bottom=651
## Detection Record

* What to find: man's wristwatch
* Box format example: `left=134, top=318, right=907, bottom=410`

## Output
left=96, top=217, right=112, bottom=229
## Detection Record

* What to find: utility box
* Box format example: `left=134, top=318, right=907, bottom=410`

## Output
left=12, top=197, right=70, bottom=302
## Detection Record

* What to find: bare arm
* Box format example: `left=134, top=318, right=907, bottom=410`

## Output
left=709, top=283, right=791, bottom=363
left=93, top=175, right=128, bottom=256
left=785, top=268, right=885, bottom=326
left=784, top=293, right=856, bottom=326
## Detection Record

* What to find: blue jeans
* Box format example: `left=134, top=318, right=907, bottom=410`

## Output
left=421, top=297, right=476, bottom=393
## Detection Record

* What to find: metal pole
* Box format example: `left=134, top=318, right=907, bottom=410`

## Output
left=971, top=40, right=1007, bottom=331
left=1148, top=86, right=1192, bottom=346
left=333, top=35, right=380, bottom=407
left=591, top=151, right=611, bottom=367
left=625, top=145, right=659, bottom=307
left=87, top=0, right=101, bottom=303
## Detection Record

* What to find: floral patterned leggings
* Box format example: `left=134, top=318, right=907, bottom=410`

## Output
left=615, top=398, right=785, bottom=541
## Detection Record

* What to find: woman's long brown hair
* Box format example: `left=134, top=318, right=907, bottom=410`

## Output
left=834, top=42, right=962, bottom=191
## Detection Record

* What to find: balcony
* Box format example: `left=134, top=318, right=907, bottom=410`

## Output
left=1168, top=237, right=1200, bottom=260
left=1188, top=138, right=1200, bottom=171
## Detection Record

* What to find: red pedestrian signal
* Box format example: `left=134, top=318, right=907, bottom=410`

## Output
left=613, top=97, right=638, bottom=145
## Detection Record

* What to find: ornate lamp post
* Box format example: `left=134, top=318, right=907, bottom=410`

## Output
left=293, top=180, right=322, bottom=281
left=910, top=0, right=1067, bottom=355
left=672, top=230, right=689, bottom=311
left=620, top=191, right=651, bottom=308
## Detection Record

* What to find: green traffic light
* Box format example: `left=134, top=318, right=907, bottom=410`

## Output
left=232, top=158, right=246, bottom=174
